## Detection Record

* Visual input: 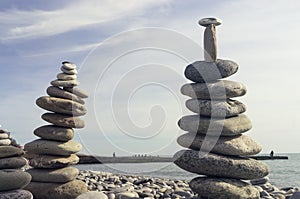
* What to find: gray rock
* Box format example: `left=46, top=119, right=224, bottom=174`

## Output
left=173, top=149, right=269, bottom=180
left=0, top=133, right=9, bottom=139
left=186, top=98, right=246, bottom=117
left=36, top=96, right=87, bottom=116
left=76, top=191, right=108, bottom=199
left=51, top=79, right=80, bottom=88
left=26, top=154, right=79, bottom=169
left=204, top=25, right=217, bottom=61
left=28, top=167, right=79, bottom=183
left=0, top=189, right=33, bottom=199
left=177, top=133, right=262, bottom=156
left=25, top=180, right=87, bottom=199
left=199, top=17, right=222, bottom=27
left=181, top=80, right=246, bottom=99
left=42, top=112, right=85, bottom=128
left=0, top=170, right=31, bottom=191
left=250, top=176, right=270, bottom=185
left=34, top=125, right=74, bottom=142
left=0, top=139, right=11, bottom=146
left=189, top=177, right=259, bottom=199
left=0, top=129, right=8, bottom=133
left=115, top=192, right=139, bottom=199
left=0, top=146, right=24, bottom=158
left=178, top=114, right=252, bottom=136
left=290, top=192, right=300, bottom=199
left=62, top=61, right=77, bottom=70
left=64, top=87, right=88, bottom=98
left=47, top=86, right=85, bottom=104
left=57, top=73, right=77, bottom=80
left=61, top=66, right=78, bottom=75
left=0, top=156, right=27, bottom=169
left=24, top=139, right=82, bottom=156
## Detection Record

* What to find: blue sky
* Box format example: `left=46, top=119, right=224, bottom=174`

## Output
left=0, top=0, right=300, bottom=156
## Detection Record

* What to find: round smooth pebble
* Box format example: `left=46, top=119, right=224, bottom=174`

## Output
left=42, top=113, right=85, bottom=128
left=57, top=73, right=77, bottom=80
left=61, top=67, right=78, bottom=75
left=0, top=146, right=24, bottom=158
left=64, top=87, right=88, bottom=98
left=47, top=86, right=85, bottom=104
left=0, top=189, right=33, bottom=199
left=34, top=125, right=74, bottom=142
left=0, top=170, right=32, bottom=191
left=0, top=133, right=9, bottom=139
left=251, top=177, right=270, bottom=185
left=62, top=61, right=77, bottom=70
left=0, top=156, right=27, bottom=169
left=0, top=129, right=8, bottom=133
left=199, top=17, right=222, bottom=26
left=0, top=139, right=11, bottom=146
left=51, top=79, right=79, bottom=88
left=76, top=191, right=108, bottom=199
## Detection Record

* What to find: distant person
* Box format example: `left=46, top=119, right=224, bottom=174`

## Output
left=113, top=152, right=116, bottom=158
left=270, top=150, right=274, bottom=158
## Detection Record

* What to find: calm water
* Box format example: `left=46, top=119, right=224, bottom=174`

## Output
left=75, top=153, right=300, bottom=188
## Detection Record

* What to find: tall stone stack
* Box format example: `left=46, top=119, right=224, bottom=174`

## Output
left=174, top=18, right=270, bottom=199
left=0, top=127, right=32, bottom=199
left=24, top=61, right=88, bottom=199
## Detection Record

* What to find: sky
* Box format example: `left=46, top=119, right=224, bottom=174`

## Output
left=0, top=0, right=300, bottom=156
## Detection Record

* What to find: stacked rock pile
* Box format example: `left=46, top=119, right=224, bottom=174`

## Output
left=0, top=127, right=32, bottom=199
left=174, top=17, right=270, bottom=198
left=24, top=61, right=88, bottom=199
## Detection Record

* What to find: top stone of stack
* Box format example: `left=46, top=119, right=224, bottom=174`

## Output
left=198, top=17, right=222, bottom=27
left=51, top=61, right=79, bottom=88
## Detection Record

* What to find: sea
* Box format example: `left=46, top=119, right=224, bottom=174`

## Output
left=75, top=153, right=300, bottom=188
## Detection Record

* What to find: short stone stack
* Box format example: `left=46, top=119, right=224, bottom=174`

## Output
left=24, top=61, right=88, bottom=199
left=174, top=18, right=270, bottom=199
left=0, top=128, right=32, bottom=199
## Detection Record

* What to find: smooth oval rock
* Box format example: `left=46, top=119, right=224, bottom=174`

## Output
left=190, top=177, right=260, bottom=199
left=76, top=191, right=108, bottom=199
left=0, top=139, right=11, bottom=146
left=0, top=129, right=8, bottom=133
left=64, top=87, right=88, bottom=98
left=34, top=125, right=74, bottom=142
left=0, top=146, right=24, bottom=158
left=173, top=149, right=269, bottom=180
left=27, top=167, right=79, bottom=183
left=25, top=154, right=79, bottom=169
left=51, top=79, right=80, bottom=88
left=177, top=133, right=262, bottom=156
left=250, top=176, right=270, bottom=185
left=185, top=59, right=238, bottom=83
left=0, top=156, right=27, bottom=169
left=36, top=96, right=87, bottom=116
left=186, top=98, right=246, bottom=117
left=0, top=189, right=33, bottom=199
left=199, top=17, right=222, bottom=26
left=61, top=66, right=78, bottom=74
left=47, top=86, right=85, bottom=104
left=42, top=113, right=85, bottom=128
left=24, top=139, right=82, bottom=156
left=0, top=133, right=9, bottom=139
left=178, top=114, right=252, bottom=136
left=25, top=180, right=87, bottom=199
left=62, top=61, right=77, bottom=70
left=181, top=80, right=246, bottom=99
left=0, top=170, right=31, bottom=191
left=57, top=73, right=77, bottom=80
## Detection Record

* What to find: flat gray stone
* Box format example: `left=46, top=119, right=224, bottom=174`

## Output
left=0, top=133, right=9, bottom=139
left=27, top=167, right=79, bottom=183
left=186, top=98, right=246, bottom=117
left=290, top=192, right=300, bottom=199
left=185, top=59, right=238, bottom=83
left=42, top=113, right=85, bottom=128
left=0, top=170, right=31, bottom=191
left=34, top=125, right=74, bottom=142
left=0, top=146, right=24, bottom=158
left=177, top=133, right=262, bottom=156
left=173, top=149, right=269, bottom=180
left=57, top=73, right=77, bottom=80
left=250, top=176, right=269, bottom=185
left=36, top=96, right=87, bottom=116
left=0, top=129, right=8, bottom=133
left=24, top=139, right=82, bottom=156
left=51, top=79, right=79, bottom=88
left=0, top=189, right=33, bottom=199
left=181, top=80, right=246, bottom=99
left=61, top=66, right=78, bottom=75
left=62, top=61, right=77, bottom=70
left=25, top=154, right=79, bottom=169
left=199, top=17, right=222, bottom=27
left=178, top=114, right=252, bottom=136
left=25, top=180, right=87, bottom=199
left=64, top=87, right=88, bottom=98
left=47, top=86, right=85, bottom=104
left=190, top=177, right=260, bottom=199
left=0, top=156, right=27, bottom=169
left=0, top=139, right=11, bottom=146
left=76, top=191, right=108, bottom=199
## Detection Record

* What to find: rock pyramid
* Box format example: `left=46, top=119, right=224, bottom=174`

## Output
left=174, top=17, right=270, bottom=199
left=0, top=127, right=32, bottom=199
left=24, top=61, right=88, bottom=199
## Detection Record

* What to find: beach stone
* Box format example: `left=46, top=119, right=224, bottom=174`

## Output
left=24, top=139, right=82, bottom=156
left=173, top=149, right=269, bottom=180
left=57, top=73, right=77, bottom=80
left=0, top=189, right=33, bottom=199
left=177, top=133, right=262, bottom=156
left=25, top=154, right=79, bottom=168
left=0, top=156, right=27, bottom=169
left=25, top=180, right=87, bottom=199
left=199, top=17, right=222, bottom=27
left=61, top=66, right=78, bottom=75
left=27, top=167, right=79, bottom=183
left=115, top=191, right=139, bottom=199
left=0, top=129, right=8, bottom=133
left=0, top=146, right=24, bottom=158
left=64, top=87, right=88, bottom=98
left=251, top=177, right=270, bottom=185
left=204, top=24, right=217, bottom=61
left=0, top=170, right=31, bottom=191
left=42, top=113, right=85, bottom=128
left=0, top=133, right=9, bottom=139
left=290, top=192, right=300, bottom=199
left=178, top=114, right=252, bottom=136
left=34, top=125, right=74, bottom=142
left=181, top=80, right=246, bottom=99
left=0, top=139, right=11, bottom=146
left=185, top=59, right=239, bottom=83
left=190, top=177, right=260, bottom=199
left=76, top=191, right=108, bottom=199
left=47, top=86, right=85, bottom=104
left=186, top=98, right=246, bottom=117
left=51, top=79, right=80, bottom=88
left=36, top=96, right=87, bottom=116
left=62, top=61, right=77, bottom=70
